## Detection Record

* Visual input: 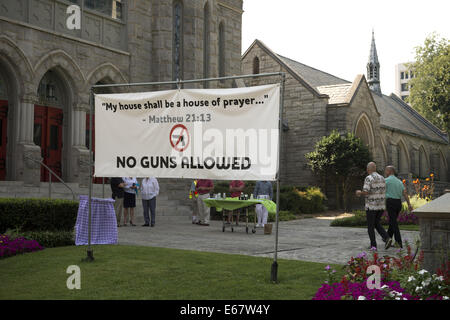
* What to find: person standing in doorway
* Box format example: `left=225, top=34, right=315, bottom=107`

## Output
left=384, top=165, right=413, bottom=249
left=196, top=179, right=214, bottom=226
left=356, top=162, right=392, bottom=250
left=140, top=177, right=160, bottom=227
left=110, top=177, right=125, bottom=227
left=253, top=180, right=273, bottom=227
left=122, top=177, right=138, bottom=226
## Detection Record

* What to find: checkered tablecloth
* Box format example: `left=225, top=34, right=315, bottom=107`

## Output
left=75, top=195, right=118, bottom=246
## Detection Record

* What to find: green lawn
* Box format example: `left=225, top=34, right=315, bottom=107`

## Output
left=0, top=245, right=340, bottom=300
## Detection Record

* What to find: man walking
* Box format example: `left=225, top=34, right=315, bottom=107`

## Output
left=196, top=179, right=214, bottom=226
left=384, top=166, right=413, bottom=248
left=356, top=162, right=392, bottom=250
left=110, top=177, right=125, bottom=227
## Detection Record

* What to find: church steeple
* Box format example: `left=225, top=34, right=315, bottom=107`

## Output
left=367, top=30, right=381, bottom=94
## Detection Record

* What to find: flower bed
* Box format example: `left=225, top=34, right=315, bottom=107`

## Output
left=313, top=243, right=450, bottom=300
left=0, top=234, right=44, bottom=259
left=331, top=210, right=419, bottom=227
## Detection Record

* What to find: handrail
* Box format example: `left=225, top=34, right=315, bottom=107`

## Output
left=23, top=155, right=76, bottom=201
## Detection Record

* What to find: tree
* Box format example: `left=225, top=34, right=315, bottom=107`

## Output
left=407, top=33, right=450, bottom=133
left=305, top=131, right=371, bottom=211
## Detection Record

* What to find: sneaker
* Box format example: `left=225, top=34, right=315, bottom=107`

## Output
left=142, top=224, right=149, bottom=227
left=385, top=238, right=393, bottom=250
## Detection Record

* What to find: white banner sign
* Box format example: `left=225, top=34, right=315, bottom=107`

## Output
left=94, top=84, right=280, bottom=180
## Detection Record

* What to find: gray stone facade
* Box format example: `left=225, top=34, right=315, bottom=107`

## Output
left=0, top=0, right=243, bottom=188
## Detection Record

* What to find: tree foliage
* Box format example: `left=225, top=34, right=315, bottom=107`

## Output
left=305, top=131, right=371, bottom=210
left=407, top=33, right=450, bottom=132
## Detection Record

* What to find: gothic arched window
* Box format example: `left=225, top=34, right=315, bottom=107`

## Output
left=173, top=1, right=183, bottom=81
left=253, top=56, right=260, bottom=74
left=218, top=22, right=225, bottom=78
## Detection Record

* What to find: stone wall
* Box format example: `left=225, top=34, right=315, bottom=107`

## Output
left=241, top=42, right=329, bottom=186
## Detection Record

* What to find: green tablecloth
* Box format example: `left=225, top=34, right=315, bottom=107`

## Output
left=203, top=198, right=277, bottom=214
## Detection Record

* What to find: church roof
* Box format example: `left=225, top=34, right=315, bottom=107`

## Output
left=316, top=83, right=353, bottom=105
left=277, top=55, right=350, bottom=88
left=374, top=93, right=448, bottom=144
left=242, top=39, right=449, bottom=145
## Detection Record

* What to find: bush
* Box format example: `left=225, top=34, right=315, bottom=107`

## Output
left=0, top=198, right=78, bottom=233
left=330, top=210, right=367, bottom=227
left=279, top=187, right=326, bottom=214
left=10, top=230, right=74, bottom=248
left=0, top=234, right=43, bottom=259
left=212, top=183, right=326, bottom=215
left=268, top=210, right=297, bottom=222
left=402, top=195, right=428, bottom=212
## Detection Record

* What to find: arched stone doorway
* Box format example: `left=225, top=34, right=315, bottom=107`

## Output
left=354, top=113, right=374, bottom=154
left=34, top=69, right=73, bottom=182
left=0, top=57, right=23, bottom=181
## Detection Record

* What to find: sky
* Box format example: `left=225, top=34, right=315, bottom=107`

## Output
left=242, top=0, right=450, bottom=95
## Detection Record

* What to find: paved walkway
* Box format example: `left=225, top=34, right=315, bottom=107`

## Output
left=118, top=218, right=420, bottom=264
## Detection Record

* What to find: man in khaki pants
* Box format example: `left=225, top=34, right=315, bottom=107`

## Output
left=110, top=177, right=125, bottom=227
left=196, top=179, right=214, bottom=226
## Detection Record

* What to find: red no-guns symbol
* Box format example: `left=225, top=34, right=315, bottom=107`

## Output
left=170, top=124, right=190, bottom=152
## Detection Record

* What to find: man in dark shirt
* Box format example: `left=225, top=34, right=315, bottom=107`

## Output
left=110, top=177, right=125, bottom=227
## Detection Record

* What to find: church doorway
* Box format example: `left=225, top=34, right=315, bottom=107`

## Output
left=34, top=70, right=68, bottom=182
left=34, top=105, right=63, bottom=182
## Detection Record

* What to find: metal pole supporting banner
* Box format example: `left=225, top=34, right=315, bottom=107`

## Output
left=85, top=89, right=94, bottom=262
left=271, top=74, right=286, bottom=283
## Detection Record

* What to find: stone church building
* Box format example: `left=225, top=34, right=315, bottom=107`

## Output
left=0, top=0, right=242, bottom=202
left=242, top=37, right=449, bottom=198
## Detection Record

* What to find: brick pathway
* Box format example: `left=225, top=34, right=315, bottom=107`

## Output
left=117, top=218, right=420, bottom=264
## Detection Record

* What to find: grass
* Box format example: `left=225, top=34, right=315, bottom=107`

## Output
left=0, top=245, right=341, bottom=300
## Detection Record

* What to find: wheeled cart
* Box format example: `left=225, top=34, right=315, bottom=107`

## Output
left=221, top=206, right=260, bottom=234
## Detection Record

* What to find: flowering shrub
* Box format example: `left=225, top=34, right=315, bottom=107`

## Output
left=313, top=280, right=416, bottom=300
left=411, top=173, right=435, bottom=200
left=436, top=260, right=450, bottom=286
left=0, top=234, right=43, bottom=259
left=313, top=242, right=449, bottom=300
left=381, top=210, right=419, bottom=225
left=400, top=270, right=449, bottom=299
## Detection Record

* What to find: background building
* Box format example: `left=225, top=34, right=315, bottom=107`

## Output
left=394, top=62, right=414, bottom=101
left=242, top=34, right=449, bottom=206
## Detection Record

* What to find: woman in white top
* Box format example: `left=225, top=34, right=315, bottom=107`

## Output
left=140, top=177, right=160, bottom=227
left=122, top=177, right=138, bottom=226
